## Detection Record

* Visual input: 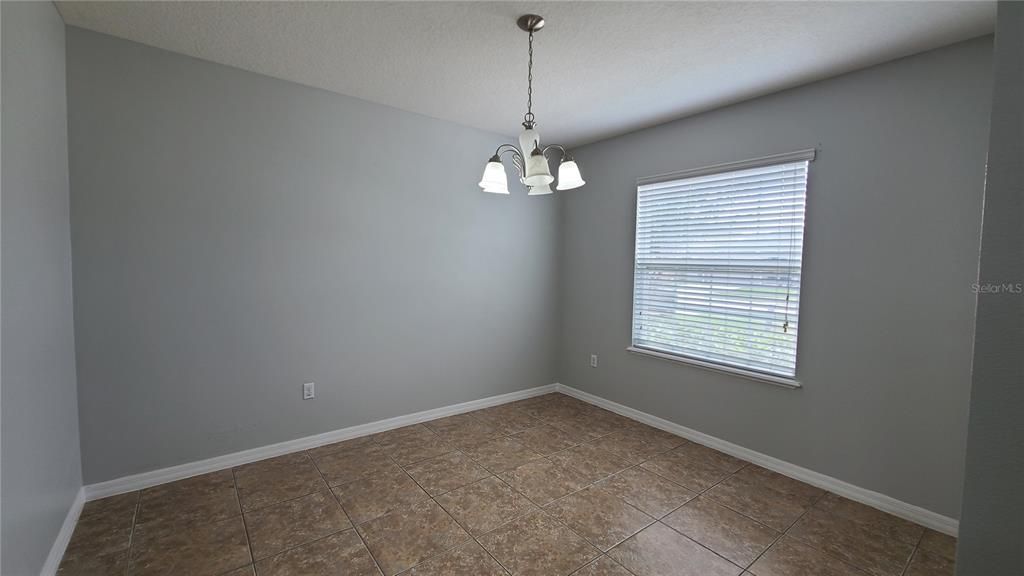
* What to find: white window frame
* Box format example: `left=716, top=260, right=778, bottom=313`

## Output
left=628, top=149, right=815, bottom=389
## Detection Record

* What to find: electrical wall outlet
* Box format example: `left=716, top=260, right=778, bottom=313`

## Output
left=590, top=354, right=599, bottom=368
left=303, top=382, right=315, bottom=400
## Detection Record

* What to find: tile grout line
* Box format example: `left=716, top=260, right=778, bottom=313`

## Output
left=740, top=487, right=829, bottom=574
left=245, top=528, right=354, bottom=573
left=230, top=467, right=257, bottom=573
left=122, top=490, right=143, bottom=576
left=520, top=418, right=751, bottom=562
left=478, top=405, right=658, bottom=575
left=452, top=402, right=631, bottom=574
left=233, top=481, right=331, bottom=514
left=778, top=490, right=903, bottom=576
left=388, top=420, right=516, bottom=575
left=564, top=392, right=940, bottom=575
left=393, top=452, right=477, bottom=569
left=525, top=401, right=852, bottom=574
left=899, top=530, right=928, bottom=576
left=309, top=448, right=390, bottom=576
left=631, top=461, right=759, bottom=573
left=697, top=464, right=875, bottom=574
left=499, top=400, right=712, bottom=576
left=381, top=400, right=615, bottom=574
left=427, top=481, right=518, bottom=576
left=396, top=440, right=522, bottom=572
left=359, top=421, right=526, bottom=574
left=607, top=430, right=917, bottom=576
left=617, top=428, right=872, bottom=574
left=238, top=453, right=354, bottom=569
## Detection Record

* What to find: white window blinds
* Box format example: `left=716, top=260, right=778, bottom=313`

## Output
left=631, top=151, right=812, bottom=379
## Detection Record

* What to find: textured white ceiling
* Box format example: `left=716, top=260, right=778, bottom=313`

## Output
left=57, top=1, right=995, bottom=146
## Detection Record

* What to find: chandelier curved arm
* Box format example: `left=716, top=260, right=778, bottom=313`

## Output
left=494, top=143, right=525, bottom=177
left=541, top=144, right=570, bottom=162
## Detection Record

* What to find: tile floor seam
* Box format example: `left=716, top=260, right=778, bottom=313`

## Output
left=621, top=455, right=801, bottom=574
left=316, top=455, right=390, bottom=576
left=309, top=450, right=366, bottom=566
left=647, top=450, right=751, bottom=495
left=690, top=460, right=829, bottom=535
left=489, top=472, right=551, bottom=522
left=644, top=455, right=749, bottom=521
left=577, top=452, right=751, bottom=576
left=778, top=490, right=900, bottom=576
left=652, top=517, right=749, bottom=572
left=572, top=458, right=680, bottom=508
left=502, top=454, right=621, bottom=511
left=591, top=460, right=701, bottom=522
left=606, top=455, right=761, bottom=565
left=591, top=553, right=643, bottom=576
left=402, top=448, right=477, bottom=498
left=217, top=563, right=255, bottom=576
left=467, top=414, right=723, bottom=565
left=250, top=528, right=352, bottom=568
left=899, top=529, right=928, bottom=576
left=538, top=472, right=660, bottom=549
left=780, top=527, right=875, bottom=574
left=739, top=487, right=826, bottom=574
left=235, top=479, right=331, bottom=514
left=424, top=435, right=622, bottom=574
left=322, top=433, right=434, bottom=528
left=346, top=474, right=434, bottom=529
left=122, top=485, right=251, bottom=576
left=430, top=499, right=516, bottom=576
left=239, top=480, right=356, bottom=561
left=422, top=493, right=515, bottom=575
left=490, top=399, right=876, bottom=575
left=489, top=466, right=637, bottom=568
left=230, top=467, right=257, bottom=571
left=391, top=456, right=508, bottom=575
left=122, top=490, right=143, bottom=576
left=480, top=507, right=603, bottom=576
left=777, top=490, right=880, bottom=576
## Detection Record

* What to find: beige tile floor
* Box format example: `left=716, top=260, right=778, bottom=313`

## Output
left=57, top=392, right=957, bottom=576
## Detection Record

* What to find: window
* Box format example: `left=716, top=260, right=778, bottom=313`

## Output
left=630, top=150, right=813, bottom=381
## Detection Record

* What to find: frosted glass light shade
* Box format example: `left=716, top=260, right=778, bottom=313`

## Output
left=478, top=157, right=509, bottom=194
left=518, top=128, right=540, bottom=156
left=527, top=183, right=553, bottom=195
left=557, top=159, right=585, bottom=190
left=523, top=151, right=554, bottom=187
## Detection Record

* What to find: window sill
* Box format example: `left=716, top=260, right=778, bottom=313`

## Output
left=625, top=346, right=802, bottom=390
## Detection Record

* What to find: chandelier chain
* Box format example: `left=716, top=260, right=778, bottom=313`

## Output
left=525, top=30, right=535, bottom=127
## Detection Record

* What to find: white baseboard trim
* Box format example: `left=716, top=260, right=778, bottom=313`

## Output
left=78, top=380, right=957, bottom=538
left=554, top=383, right=959, bottom=536
left=40, top=486, right=86, bottom=576
left=84, top=383, right=558, bottom=501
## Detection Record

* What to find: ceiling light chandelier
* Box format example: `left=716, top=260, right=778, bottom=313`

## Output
left=478, top=14, right=585, bottom=196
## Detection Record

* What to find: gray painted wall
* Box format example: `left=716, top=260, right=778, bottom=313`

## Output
left=1, top=2, right=83, bottom=574
left=560, top=38, right=992, bottom=518
left=956, top=3, right=1023, bottom=573
left=65, top=28, right=560, bottom=483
